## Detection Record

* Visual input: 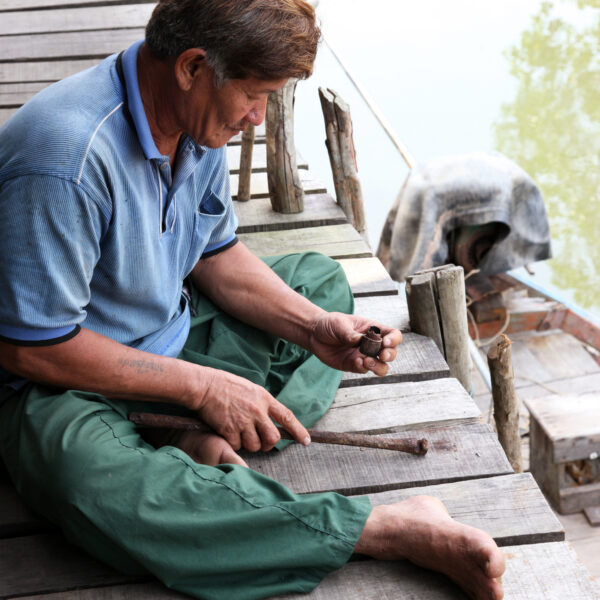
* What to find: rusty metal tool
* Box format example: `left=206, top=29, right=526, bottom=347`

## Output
left=129, top=412, right=429, bottom=456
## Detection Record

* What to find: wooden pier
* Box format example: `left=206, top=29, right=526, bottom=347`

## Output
left=1, top=1, right=599, bottom=598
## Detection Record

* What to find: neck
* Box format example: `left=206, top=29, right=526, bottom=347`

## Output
left=137, top=44, right=182, bottom=161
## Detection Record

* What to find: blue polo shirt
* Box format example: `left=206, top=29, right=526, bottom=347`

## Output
left=0, top=40, right=238, bottom=382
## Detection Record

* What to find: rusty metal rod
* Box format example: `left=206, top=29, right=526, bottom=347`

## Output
left=129, top=412, right=428, bottom=456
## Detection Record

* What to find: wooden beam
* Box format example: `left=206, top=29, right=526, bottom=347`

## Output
left=0, top=28, right=145, bottom=62
left=238, top=224, right=371, bottom=260
left=318, top=378, right=480, bottom=435
left=337, top=257, right=398, bottom=297
left=235, top=193, right=346, bottom=234
left=268, top=541, right=600, bottom=600
left=0, top=4, right=153, bottom=35
left=352, top=294, right=409, bottom=332
left=265, top=79, right=303, bottom=213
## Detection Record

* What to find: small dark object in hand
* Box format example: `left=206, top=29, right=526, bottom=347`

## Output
left=360, top=326, right=383, bottom=357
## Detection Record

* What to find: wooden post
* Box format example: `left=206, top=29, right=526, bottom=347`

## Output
left=405, top=271, right=444, bottom=355
left=487, top=334, right=523, bottom=473
left=318, top=87, right=367, bottom=239
left=265, top=79, right=304, bottom=213
left=436, top=266, right=472, bottom=394
left=236, top=123, right=255, bottom=202
left=405, top=264, right=472, bottom=393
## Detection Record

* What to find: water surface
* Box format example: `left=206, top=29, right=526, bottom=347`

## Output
left=294, top=0, right=600, bottom=319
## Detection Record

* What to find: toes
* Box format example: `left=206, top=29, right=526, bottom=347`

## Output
left=479, top=542, right=505, bottom=579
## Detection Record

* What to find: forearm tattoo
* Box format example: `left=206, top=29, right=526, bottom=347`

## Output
left=117, top=357, right=164, bottom=375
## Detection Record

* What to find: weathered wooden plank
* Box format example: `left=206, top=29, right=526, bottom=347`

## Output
left=245, top=423, right=513, bottom=496
left=337, top=257, right=398, bottom=297
left=367, top=473, right=564, bottom=546
left=227, top=142, right=307, bottom=174
left=0, top=59, right=98, bottom=83
left=0, top=4, right=154, bottom=35
left=231, top=169, right=326, bottom=199
left=6, top=478, right=564, bottom=600
left=0, top=0, right=152, bottom=9
left=318, top=379, right=480, bottom=435
left=353, top=294, right=409, bottom=332
left=270, top=541, right=600, bottom=599
left=235, top=193, right=347, bottom=234
left=478, top=331, right=600, bottom=390
left=10, top=583, right=187, bottom=600
left=0, top=28, right=145, bottom=62
left=238, top=224, right=371, bottom=260
left=523, top=331, right=600, bottom=380
left=341, top=332, right=449, bottom=387
left=474, top=369, right=600, bottom=422
left=0, top=81, right=48, bottom=106
left=0, top=533, right=146, bottom=598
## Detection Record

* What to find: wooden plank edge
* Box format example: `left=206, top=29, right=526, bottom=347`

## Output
left=364, top=473, right=565, bottom=547
left=236, top=216, right=347, bottom=234
left=339, top=368, right=450, bottom=388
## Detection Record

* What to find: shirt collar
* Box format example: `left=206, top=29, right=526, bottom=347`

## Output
left=120, top=40, right=207, bottom=163
left=121, top=39, right=162, bottom=160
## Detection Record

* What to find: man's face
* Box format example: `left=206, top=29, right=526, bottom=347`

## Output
left=184, top=73, right=288, bottom=148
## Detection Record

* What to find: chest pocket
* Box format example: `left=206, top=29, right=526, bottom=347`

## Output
left=182, top=190, right=228, bottom=276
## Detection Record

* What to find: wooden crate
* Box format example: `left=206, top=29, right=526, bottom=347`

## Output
left=527, top=394, right=600, bottom=513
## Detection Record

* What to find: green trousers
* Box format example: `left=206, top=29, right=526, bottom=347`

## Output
left=0, top=253, right=372, bottom=600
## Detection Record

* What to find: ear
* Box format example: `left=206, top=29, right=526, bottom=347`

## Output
left=174, top=48, right=208, bottom=91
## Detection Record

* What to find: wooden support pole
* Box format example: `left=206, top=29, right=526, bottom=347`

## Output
left=436, top=265, right=472, bottom=394
left=405, top=271, right=444, bottom=355
left=318, top=87, right=367, bottom=239
left=405, top=264, right=472, bottom=393
left=487, top=334, right=523, bottom=473
left=265, top=78, right=304, bottom=213
left=236, top=123, right=255, bottom=202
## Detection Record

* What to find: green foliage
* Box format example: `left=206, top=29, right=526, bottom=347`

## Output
left=494, top=0, right=600, bottom=308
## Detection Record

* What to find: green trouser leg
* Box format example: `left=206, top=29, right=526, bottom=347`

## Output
left=0, top=252, right=372, bottom=600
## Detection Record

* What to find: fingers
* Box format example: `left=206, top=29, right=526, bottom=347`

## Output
left=241, top=428, right=263, bottom=453
left=382, top=329, right=402, bottom=349
left=255, top=418, right=283, bottom=452
left=269, top=402, right=311, bottom=447
left=355, top=355, right=390, bottom=377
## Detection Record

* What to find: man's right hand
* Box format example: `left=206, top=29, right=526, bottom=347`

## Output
left=189, top=368, right=311, bottom=452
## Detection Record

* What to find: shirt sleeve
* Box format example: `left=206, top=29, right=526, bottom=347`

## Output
left=199, top=146, right=239, bottom=258
left=0, top=174, right=105, bottom=345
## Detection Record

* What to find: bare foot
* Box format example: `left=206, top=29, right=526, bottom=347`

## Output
left=355, top=495, right=505, bottom=600
left=142, top=427, right=248, bottom=467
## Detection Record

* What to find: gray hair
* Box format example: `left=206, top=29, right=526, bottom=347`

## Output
left=145, top=0, right=320, bottom=85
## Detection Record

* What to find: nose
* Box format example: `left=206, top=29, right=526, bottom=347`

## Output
left=245, top=98, right=268, bottom=126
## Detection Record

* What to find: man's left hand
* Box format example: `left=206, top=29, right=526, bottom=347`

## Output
left=308, top=313, right=402, bottom=376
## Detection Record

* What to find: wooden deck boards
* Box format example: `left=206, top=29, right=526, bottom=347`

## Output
left=268, top=542, right=600, bottom=600
left=234, top=193, right=347, bottom=234
left=1, top=2, right=598, bottom=598
left=230, top=169, right=327, bottom=199
left=245, top=423, right=513, bottom=496
left=238, top=224, right=372, bottom=260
